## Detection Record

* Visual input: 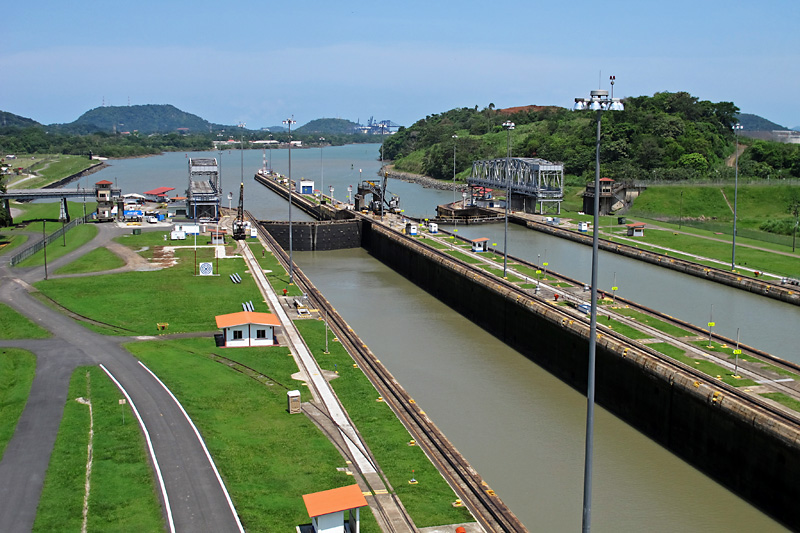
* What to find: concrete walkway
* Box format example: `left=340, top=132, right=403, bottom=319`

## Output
left=238, top=239, right=415, bottom=532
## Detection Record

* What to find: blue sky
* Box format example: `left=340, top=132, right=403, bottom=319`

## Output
left=3, top=1, right=799, bottom=129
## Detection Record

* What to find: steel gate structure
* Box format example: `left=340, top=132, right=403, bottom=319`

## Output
left=187, top=158, right=221, bottom=221
left=468, top=157, right=564, bottom=214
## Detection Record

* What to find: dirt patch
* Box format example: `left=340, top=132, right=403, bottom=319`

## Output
left=151, top=246, right=178, bottom=269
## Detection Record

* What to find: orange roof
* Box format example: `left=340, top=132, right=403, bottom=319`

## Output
left=626, top=223, right=646, bottom=228
left=215, top=311, right=281, bottom=328
left=472, top=237, right=489, bottom=242
left=95, top=180, right=113, bottom=185
left=303, top=485, right=368, bottom=518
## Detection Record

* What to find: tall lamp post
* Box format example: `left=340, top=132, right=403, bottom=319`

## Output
left=268, top=134, right=273, bottom=173
left=732, top=123, right=743, bottom=270
left=502, top=121, right=515, bottom=278
left=283, top=116, right=297, bottom=284
left=319, top=137, right=325, bottom=206
left=452, top=134, right=458, bottom=208
left=573, top=85, right=624, bottom=532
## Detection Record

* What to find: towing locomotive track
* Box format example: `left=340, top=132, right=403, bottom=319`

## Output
left=248, top=210, right=528, bottom=533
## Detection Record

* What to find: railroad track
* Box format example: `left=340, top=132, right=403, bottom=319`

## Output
left=246, top=211, right=527, bottom=533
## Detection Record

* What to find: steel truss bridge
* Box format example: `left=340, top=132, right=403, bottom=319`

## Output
left=468, top=157, right=564, bottom=214
left=1, top=187, right=108, bottom=224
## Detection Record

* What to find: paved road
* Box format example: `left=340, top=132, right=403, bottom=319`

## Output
left=0, top=223, right=242, bottom=532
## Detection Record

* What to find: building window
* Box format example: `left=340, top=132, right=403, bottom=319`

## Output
left=256, top=329, right=267, bottom=339
left=232, top=330, right=243, bottom=340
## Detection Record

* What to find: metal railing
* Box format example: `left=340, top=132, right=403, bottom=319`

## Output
left=8, top=214, right=93, bottom=266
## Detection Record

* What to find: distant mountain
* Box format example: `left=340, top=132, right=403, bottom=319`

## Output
left=55, top=104, right=216, bottom=134
left=295, top=118, right=359, bottom=135
left=737, top=113, right=788, bottom=132
left=0, top=111, right=41, bottom=128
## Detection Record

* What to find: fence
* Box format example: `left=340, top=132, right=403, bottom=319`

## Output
left=8, top=214, right=93, bottom=266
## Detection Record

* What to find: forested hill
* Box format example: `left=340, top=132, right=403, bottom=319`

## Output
left=384, top=92, right=800, bottom=182
left=56, top=104, right=216, bottom=134
left=737, top=113, right=789, bottom=132
left=0, top=111, right=40, bottom=128
left=295, top=118, right=359, bottom=134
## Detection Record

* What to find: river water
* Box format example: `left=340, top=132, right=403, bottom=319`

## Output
left=88, top=145, right=789, bottom=531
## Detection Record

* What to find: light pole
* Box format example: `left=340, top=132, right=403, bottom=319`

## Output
left=218, top=150, right=223, bottom=194
left=573, top=83, right=624, bottom=533
left=329, top=185, right=334, bottom=205
left=348, top=185, right=353, bottom=206
left=502, top=121, right=515, bottom=278
left=319, top=137, right=325, bottom=206
left=452, top=134, right=458, bottom=210
left=732, top=123, right=743, bottom=270
left=679, top=190, right=684, bottom=229
left=283, top=116, right=297, bottom=285
left=268, top=134, right=273, bottom=173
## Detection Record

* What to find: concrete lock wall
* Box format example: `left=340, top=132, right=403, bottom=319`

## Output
left=522, top=217, right=800, bottom=306
left=260, top=220, right=362, bottom=252
left=360, top=220, right=800, bottom=529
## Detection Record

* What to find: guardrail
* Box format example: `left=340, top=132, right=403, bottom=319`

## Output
left=8, top=214, right=93, bottom=266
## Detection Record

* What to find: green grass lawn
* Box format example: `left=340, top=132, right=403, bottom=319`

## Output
left=248, top=242, right=305, bottom=297
left=6, top=201, right=95, bottom=225
left=33, top=366, right=164, bottom=532
left=649, top=342, right=757, bottom=387
left=0, top=232, right=28, bottom=255
left=622, top=227, right=800, bottom=278
left=11, top=155, right=98, bottom=190
left=599, top=317, right=652, bottom=340
left=293, top=320, right=473, bottom=528
left=0, top=349, right=36, bottom=459
left=444, top=249, right=483, bottom=264
left=15, top=223, right=98, bottom=268
left=760, top=392, right=800, bottom=414
left=126, top=337, right=380, bottom=532
left=0, top=303, right=51, bottom=339
left=612, top=307, right=694, bottom=337
left=36, top=246, right=262, bottom=335
left=54, top=246, right=126, bottom=275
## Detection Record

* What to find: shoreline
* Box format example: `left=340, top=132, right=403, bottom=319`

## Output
left=382, top=164, right=465, bottom=191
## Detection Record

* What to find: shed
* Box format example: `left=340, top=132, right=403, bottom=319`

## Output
left=210, top=230, right=225, bottom=245
left=215, top=311, right=281, bottom=347
left=428, top=222, right=439, bottom=234
left=626, top=223, right=645, bottom=237
left=297, top=179, right=314, bottom=195
left=143, top=186, right=176, bottom=201
left=302, top=484, right=368, bottom=533
left=405, top=223, right=417, bottom=236
left=471, top=237, right=490, bottom=253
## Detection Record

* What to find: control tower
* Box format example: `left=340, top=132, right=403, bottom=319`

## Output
left=186, top=158, right=220, bottom=220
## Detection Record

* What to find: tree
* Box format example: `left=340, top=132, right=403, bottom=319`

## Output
left=789, top=192, right=800, bottom=252
left=0, top=176, right=10, bottom=227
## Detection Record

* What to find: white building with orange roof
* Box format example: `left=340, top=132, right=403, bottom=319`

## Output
left=301, top=484, right=368, bottom=533
left=214, top=311, right=281, bottom=347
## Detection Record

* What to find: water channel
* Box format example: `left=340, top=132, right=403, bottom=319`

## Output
left=87, top=145, right=790, bottom=530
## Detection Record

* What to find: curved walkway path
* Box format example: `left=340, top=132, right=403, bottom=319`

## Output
left=0, top=224, right=242, bottom=532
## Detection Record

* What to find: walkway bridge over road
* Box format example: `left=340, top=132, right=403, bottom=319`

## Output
left=1, top=186, right=116, bottom=224
left=468, top=157, right=564, bottom=214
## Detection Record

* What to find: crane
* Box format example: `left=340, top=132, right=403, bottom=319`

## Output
left=232, top=181, right=246, bottom=240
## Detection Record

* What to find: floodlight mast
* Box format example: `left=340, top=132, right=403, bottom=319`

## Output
left=283, top=116, right=297, bottom=284
left=502, top=121, right=515, bottom=278
left=573, top=77, right=624, bottom=533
